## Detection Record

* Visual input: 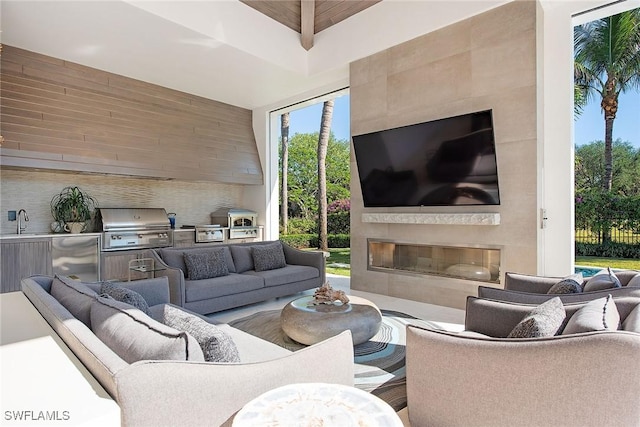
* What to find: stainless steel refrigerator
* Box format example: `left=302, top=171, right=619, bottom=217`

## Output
left=52, top=235, right=100, bottom=281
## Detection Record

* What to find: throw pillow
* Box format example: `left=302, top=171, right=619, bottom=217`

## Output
left=252, top=242, right=287, bottom=272
left=50, top=275, right=99, bottom=327
left=183, top=248, right=229, bottom=280
left=621, top=304, right=640, bottom=333
left=507, top=297, right=566, bottom=338
left=561, top=295, right=620, bottom=335
left=583, top=267, right=622, bottom=292
left=99, top=281, right=150, bottom=315
left=547, top=273, right=584, bottom=295
left=91, top=296, right=204, bottom=363
left=229, top=245, right=254, bottom=273
left=161, top=305, right=240, bottom=363
left=627, top=274, right=640, bottom=288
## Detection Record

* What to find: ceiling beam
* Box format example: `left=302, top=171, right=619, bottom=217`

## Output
left=301, top=0, right=315, bottom=50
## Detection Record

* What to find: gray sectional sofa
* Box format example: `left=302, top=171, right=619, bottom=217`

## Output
left=404, top=295, right=640, bottom=426
left=479, top=269, right=640, bottom=304
left=151, top=240, right=325, bottom=315
left=21, top=274, right=354, bottom=427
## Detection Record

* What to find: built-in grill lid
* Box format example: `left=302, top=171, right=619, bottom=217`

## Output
left=97, top=208, right=170, bottom=231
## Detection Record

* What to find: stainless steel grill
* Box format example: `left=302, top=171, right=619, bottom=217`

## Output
left=210, top=208, right=259, bottom=239
left=96, top=208, right=173, bottom=251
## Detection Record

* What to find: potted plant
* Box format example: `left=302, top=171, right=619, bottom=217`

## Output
left=50, top=186, right=98, bottom=233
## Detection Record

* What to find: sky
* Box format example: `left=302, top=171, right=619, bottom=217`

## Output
left=286, top=94, right=351, bottom=141
left=574, top=90, right=640, bottom=148
left=285, top=90, right=639, bottom=149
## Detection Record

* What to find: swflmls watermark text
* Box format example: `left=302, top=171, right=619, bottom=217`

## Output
left=4, top=410, right=70, bottom=422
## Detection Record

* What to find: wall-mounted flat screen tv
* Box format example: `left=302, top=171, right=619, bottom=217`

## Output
left=352, top=109, right=500, bottom=207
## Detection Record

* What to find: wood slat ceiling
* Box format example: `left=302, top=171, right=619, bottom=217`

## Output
left=240, top=0, right=381, bottom=34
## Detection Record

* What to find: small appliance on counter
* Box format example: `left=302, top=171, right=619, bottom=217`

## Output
left=210, top=208, right=259, bottom=240
left=167, top=213, right=176, bottom=229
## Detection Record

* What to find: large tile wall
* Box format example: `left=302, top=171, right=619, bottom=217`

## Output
left=0, top=169, right=243, bottom=235
left=349, top=1, right=538, bottom=309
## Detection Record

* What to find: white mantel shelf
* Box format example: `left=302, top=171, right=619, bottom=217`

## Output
left=361, top=212, right=501, bottom=226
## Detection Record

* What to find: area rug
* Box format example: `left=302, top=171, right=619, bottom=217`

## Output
left=228, top=308, right=443, bottom=411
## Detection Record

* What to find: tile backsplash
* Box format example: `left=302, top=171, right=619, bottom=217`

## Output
left=0, top=169, right=243, bottom=235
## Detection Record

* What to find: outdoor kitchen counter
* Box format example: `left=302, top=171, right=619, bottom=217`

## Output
left=1, top=234, right=102, bottom=293
left=0, top=232, right=102, bottom=239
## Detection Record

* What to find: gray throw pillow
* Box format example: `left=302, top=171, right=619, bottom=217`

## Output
left=161, top=305, right=240, bottom=363
left=507, top=297, right=566, bottom=338
left=622, top=304, right=640, bottom=332
left=50, top=275, right=98, bottom=327
left=547, top=273, right=583, bottom=295
left=583, top=267, right=622, bottom=292
left=183, top=248, right=229, bottom=280
left=99, top=281, right=150, bottom=315
left=252, top=242, right=287, bottom=272
left=229, top=245, right=254, bottom=273
left=561, top=295, right=620, bottom=335
left=91, top=296, right=204, bottom=363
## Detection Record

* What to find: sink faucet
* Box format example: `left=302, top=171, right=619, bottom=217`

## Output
left=17, top=209, right=29, bottom=234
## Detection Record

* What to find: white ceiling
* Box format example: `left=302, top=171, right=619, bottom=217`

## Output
left=1, top=0, right=510, bottom=110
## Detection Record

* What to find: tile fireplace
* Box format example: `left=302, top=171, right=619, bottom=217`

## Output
left=368, top=239, right=501, bottom=283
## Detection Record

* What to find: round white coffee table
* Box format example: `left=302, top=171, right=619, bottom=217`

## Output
left=233, top=382, right=403, bottom=427
left=280, top=295, right=382, bottom=345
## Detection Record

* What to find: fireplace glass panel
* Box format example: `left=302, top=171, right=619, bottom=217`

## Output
left=368, top=240, right=500, bottom=283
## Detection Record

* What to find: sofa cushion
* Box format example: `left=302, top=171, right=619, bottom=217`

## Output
left=583, top=268, right=622, bottom=292
left=185, top=273, right=264, bottom=303
left=159, top=247, right=188, bottom=271
left=547, top=273, right=584, bottom=295
left=507, top=297, right=566, bottom=338
left=50, top=275, right=99, bottom=327
left=91, top=296, right=204, bottom=363
left=252, top=241, right=286, bottom=272
left=160, top=304, right=240, bottom=363
left=183, top=248, right=229, bottom=280
left=99, top=281, right=150, bottom=315
left=622, top=304, right=640, bottom=332
left=627, top=274, right=640, bottom=288
left=230, top=245, right=254, bottom=273
left=245, top=265, right=319, bottom=288
left=160, top=247, right=236, bottom=274
left=561, top=295, right=620, bottom=334
left=615, top=270, right=640, bottom=286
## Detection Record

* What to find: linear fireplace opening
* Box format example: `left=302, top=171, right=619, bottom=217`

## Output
left=368, top=239, right=501, bottom=283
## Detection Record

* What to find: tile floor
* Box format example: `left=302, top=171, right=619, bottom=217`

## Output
left=208, top=274, right=465, bottom=332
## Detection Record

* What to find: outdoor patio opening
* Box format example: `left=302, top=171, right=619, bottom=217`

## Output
left=368, top=239, right=501, bottom=283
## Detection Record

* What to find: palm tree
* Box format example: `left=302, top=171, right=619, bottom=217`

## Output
left=574, top=9, right=640, bottom=192
left=317, top=100, right=334, bottom=251
left=280, top=112, right=289, bottom=234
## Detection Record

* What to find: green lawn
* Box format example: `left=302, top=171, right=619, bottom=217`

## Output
left=325, top=248, right=351, bottom=277
left=575, top=256, right=640, bottom=271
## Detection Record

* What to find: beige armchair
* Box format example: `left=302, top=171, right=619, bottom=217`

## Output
left=403, top=297, right=640, bottom=426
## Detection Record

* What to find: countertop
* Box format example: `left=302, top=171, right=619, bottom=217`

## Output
left=0, top=232, right=102, bottom=240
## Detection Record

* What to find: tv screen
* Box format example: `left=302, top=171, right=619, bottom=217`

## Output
left=352, top=110, right=500, bottom=207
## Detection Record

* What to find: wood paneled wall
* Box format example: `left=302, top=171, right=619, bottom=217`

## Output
left=0, top=46, right=263, bottom=185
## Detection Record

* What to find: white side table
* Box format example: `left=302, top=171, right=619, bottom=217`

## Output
left=233, top=382, right=403, bottom=426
